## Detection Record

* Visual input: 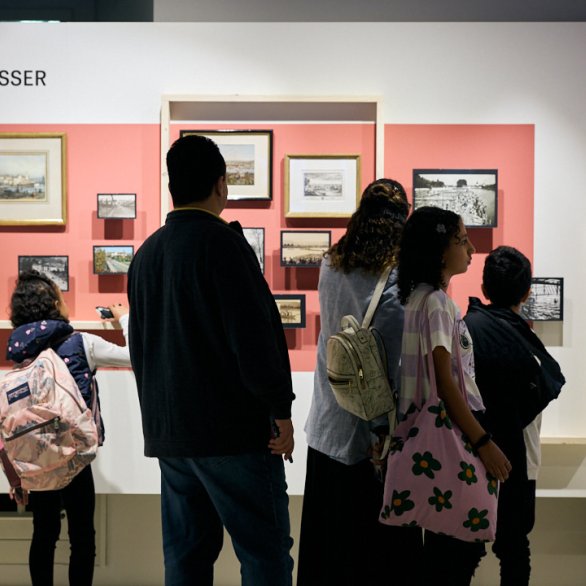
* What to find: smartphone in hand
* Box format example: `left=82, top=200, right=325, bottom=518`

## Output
left=96, top=306, right=114, bottom=319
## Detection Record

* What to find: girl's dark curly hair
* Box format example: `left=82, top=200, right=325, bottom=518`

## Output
left=10, top=270, right=67, bottom=327
left=397, top=206, right=462, bottom=304
left=328, top=178, right=409, bottom=274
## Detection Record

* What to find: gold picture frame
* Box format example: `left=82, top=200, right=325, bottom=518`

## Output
left=284, top=154, right=361, bottom=218
left=0, top=132, right=67, bottom=226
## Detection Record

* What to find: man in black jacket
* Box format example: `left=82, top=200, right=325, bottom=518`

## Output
left=464, top=246, right=565, bottom=586
left=128, top=134, right=295, bottom=586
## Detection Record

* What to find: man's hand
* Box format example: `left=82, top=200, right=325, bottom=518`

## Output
left=268, top=418, right=294, bottom=462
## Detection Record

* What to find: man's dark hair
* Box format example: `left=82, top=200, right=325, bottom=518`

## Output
left=10, top=270, right=65, bottom=327
left=483, top=245, right=532, bottom=307
left=166, top=135, right=227, bottom=206
left=397, top=206, right=461, bottom=304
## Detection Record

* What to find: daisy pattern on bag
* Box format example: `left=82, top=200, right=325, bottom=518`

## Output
left=411, top=451, right=442, bottom=479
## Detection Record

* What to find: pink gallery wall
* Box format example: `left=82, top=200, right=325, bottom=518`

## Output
left=384, top=124, right=535, bottom=315
left=0, top=122, right=376, bottom=371
left=0, top=123, right=533, bottom=372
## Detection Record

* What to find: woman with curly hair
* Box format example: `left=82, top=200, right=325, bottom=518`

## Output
left=6, top=270, right=130, bottom=586
left=297, top=178, right=419, bottom=586
left=394, top=206, right=511, bottom=585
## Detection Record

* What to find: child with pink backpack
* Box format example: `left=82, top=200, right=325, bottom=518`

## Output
left=1, top=270, right=130, bottom=586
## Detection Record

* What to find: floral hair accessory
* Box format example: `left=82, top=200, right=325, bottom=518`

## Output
left=436, top=223, right=446, bottom=234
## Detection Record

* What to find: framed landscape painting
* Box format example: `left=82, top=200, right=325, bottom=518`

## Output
left=280, top=230, right=331, bottom=267
left=93, top=245, right=134, bottom=275
left=521, top=277, right=564, bottom=321
left=180, top=130, right=272, bottom=201
left=285, top=154, right=361, bottom=218
left=242, top=227, right=265, bottom=273
left=0, top=133, right=67, bottom=226
left=97, top=193, right=137, bottom=219
left=413, top=169, right=498, bottom=228
left=274, top=294, right=306, bottom=328
left=18, top=255, right=69, bottom=291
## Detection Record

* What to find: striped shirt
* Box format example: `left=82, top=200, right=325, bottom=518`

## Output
left=399, top=283, right=484, bottom=419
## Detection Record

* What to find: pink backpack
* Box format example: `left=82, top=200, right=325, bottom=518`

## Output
left=0, top=348, right=98, bottom=491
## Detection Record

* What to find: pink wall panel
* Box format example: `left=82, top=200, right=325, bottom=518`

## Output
left=384, top=124, right=535, bottom=315
left=0, top=124, right=161, bottom=323
left=1, top=123, right=533, bottom=374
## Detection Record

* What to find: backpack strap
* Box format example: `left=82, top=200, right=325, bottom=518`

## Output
left=362, top=265, right=393, bottom=329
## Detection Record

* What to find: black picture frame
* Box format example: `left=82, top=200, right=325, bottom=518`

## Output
left=179, top=129, right=273, bottom=201
left=93, top=245, right=134, bottom=275
left=18, top=255, right=69, bottom=291
left=280, top=230, right=331, bottom=268
left=242, top=227, right=265, bottom=274
left=274, top=294, right=306, bottom=329
left=413, top=169, right=498, bottom=228
left=97, top=193, right=137, bottom=219
left=521, top=277, right=564, bottom=322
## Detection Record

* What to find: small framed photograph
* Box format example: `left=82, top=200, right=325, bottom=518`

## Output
left=18, top=255, right=69, bottom=291
left=0, top=132, right=67, bottom=226
left=280, top=230, right=331, bottom=267
left=242, top=227, right=265, bottom=273
left=93, top=245, right=134, bottom=275
left=285, top=154, right=361, bottom=218
left=274, top=294, right=306, bottom=329
left=521, top=278, right=564, bottom=321
left=413, top=169, right=498, bottom=228
left=97, top=193, right=137, bottom=219
left=179, top=130, right=272, bottom=201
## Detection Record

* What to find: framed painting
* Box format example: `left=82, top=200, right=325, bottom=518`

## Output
left=274, top=294, right=306, bottom=328
left=413, top=169, right=498, bottom=228
left=179, top=129, right=272, bottom=201
left=97, top=193, right=137, bottom=219
left=280, top=230, right=331, bottom=267
left=18, top=255, right=69, bottom=291
left=242, top=227, right=265, bottom=274
left=521, top=277, right=564, bottom=321
left=93, top=245, right=134, bottom=275
left=0, top=132, right=67, bottom=226
left=285, top=154, right=361, bottom=218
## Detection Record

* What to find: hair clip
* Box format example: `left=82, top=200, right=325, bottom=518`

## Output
left=436, top=223, right=446, bottom=234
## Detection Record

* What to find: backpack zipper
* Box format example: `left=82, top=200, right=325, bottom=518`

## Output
left=5, top=417, right=60, bottom=442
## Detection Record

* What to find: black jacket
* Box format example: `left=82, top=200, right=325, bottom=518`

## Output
left=128, top=209, right=294, bottom=457
left=464, top=297, right=565, bottom=479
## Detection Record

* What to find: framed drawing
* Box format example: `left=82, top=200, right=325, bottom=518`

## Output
left=413, top=169, right=498, bottom=228
left=285, top=154, right=361, bottom=218
left=242, top=227, right=265, bottom=273
left=93, top=245, right=134, bottom=275
left=97, top=193, right=137, bottom=219
left=179, top=130, right=272, bottom=201
left=521, top=278, right=564, bottom=321
left=274, top=294, right=306, bottom=329
left=18, top=255, right=69, bottom=291
left=0, top=132, right=67, bottom=226
left=280, top=230, right=331, bottom=267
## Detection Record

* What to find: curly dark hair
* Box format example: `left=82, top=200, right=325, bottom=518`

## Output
left=483, top=245, right=532, bottom=307
left=328, top=178, right=409, bottom=274
left=10, top=270, right=66, bottom=327
left=397, top=206, right=461, bottom=304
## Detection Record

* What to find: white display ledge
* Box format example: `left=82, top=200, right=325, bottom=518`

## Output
left=0, top=320, right=116, bottom=331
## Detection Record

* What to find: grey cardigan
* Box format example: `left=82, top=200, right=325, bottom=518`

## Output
left=304, top=257, right=404, bottom=465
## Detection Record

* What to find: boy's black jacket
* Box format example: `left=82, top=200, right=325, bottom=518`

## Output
left=464, top=297, right=565, bottom=478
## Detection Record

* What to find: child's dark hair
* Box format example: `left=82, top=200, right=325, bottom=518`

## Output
left=397, top=206, right=461, bottom=304
left=483, top=246, right=532, bottom=307
left=328, top=178, right=409, bottom=274
left=10, top=270, right=66, bottom=327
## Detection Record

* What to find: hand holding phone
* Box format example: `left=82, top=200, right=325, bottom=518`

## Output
left=96, top=306, right=114, bottom=319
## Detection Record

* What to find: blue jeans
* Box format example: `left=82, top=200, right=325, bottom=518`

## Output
left=159, top=451, right=294, bottom=586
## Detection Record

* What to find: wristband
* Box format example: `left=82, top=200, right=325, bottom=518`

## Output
left=472, top=432, right=492, bottom=450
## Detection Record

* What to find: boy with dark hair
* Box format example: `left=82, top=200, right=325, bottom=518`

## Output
left=464, top=246, right=565, bottom=586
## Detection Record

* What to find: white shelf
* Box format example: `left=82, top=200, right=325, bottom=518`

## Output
left=0, top=320, right=117, bottom=331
